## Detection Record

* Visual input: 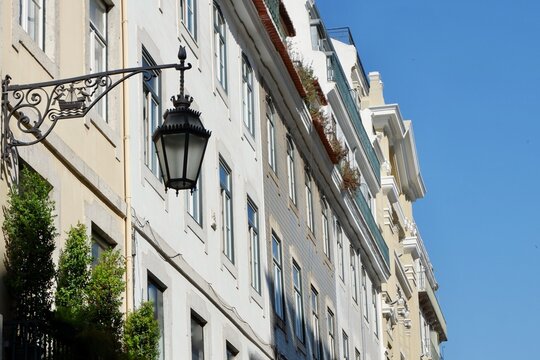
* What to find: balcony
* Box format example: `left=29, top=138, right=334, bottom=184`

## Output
left=418, top=271, right=448, bottom=342
left=352, top=190, right=389, bottom=267
left=330, top=53, right=381, bottom=183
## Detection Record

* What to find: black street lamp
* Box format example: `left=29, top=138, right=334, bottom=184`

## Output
left=153, top=47, right=211, bottom=193
left=1, top=45, right=210, bottom=192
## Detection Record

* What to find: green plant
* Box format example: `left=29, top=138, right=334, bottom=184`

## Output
left=124, top=301, right=160, bottom=360
left=340, top=160, right=361, bottom=192
left=55, top=223, right=92, bottom=322
left=3, top=166, right=57, bottom=321
left=86, top=249, right=126, bottom=348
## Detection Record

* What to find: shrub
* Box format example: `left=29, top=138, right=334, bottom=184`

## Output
left=124, top=301, right=160, bottom=360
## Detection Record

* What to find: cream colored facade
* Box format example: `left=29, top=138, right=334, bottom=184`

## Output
left=0, top=0, right=127, bottom=315
left=364, top=72, right=448, bottom=360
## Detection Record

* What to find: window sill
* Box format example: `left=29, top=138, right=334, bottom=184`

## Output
left=221, top=252, right=238, bottom=280
left=142, top=165, right=166, bottom=200
left=12, top=25, right=58, bottom=78
left=266, top=168, right=279, bottom=188
left=185, top=213, right=206, bottom=246
left=250, top=287, right=264, bottom=310
left=215, top=82, right=229, bottom=107
left=288, top=200, right=299, bottom=220
left=241, top=127, right=256, bottom=153
left=179, top=23, right=199, bottom=63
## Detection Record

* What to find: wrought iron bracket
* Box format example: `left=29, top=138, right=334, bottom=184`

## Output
left=1, top=45, right=192, bottom=164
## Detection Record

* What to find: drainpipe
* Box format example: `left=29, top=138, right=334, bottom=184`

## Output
left=121, top=0, right=134, bottom=314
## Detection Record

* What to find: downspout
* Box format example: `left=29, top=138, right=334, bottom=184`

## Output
left=121, top=0, right=134, bottom=314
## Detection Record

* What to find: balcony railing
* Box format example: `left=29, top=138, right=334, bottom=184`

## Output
left=352, top=191, right=389, bottom=266
left=330, top=53, right=380, bottom=183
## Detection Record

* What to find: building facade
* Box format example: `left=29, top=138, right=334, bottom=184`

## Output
left=0, top=0, right=446, bottom=359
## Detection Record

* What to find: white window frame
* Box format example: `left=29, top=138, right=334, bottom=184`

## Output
left=187, top=174, right=203, bottom=225
left=220, top=159, right=234, bottom=263
left=266, top=100, right=277, bottom=173
left=272, top=234, right=285, bottom=320
left=286, top=137, right=297, bottom=204
left=142, top=49, right=161, bottom=178
left=248, top=198, right=260, bottom=293
left=293, top=261, right=305, bottom=343
left=372, top=287, right=379, bottom=337
left=213, top=2, right=227, bottom=91
left=180, top=0, right=197, bottom=40
left=362, top=268, right=369, bottom=321
left=342, top=330, right=349, bottom=360
left=322, top=200, right=330, bottom=257
left=242, top=54, right=255, bottom=136
left=305, top=171, right=314, bottom=232
left=328, top=309, right=336, bottom=360
left=350, top=247, right=358, bottom=303
left=311, top=287, right=321, bottom=360
left=337, top=222, right=344, bottom=281
left=20, top=0, right=45, bottom=50
left=89, top=0, right=108, bottom=120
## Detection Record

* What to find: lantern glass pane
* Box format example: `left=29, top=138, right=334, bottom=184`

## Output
left=163, top=133, right=187, bottom=180
left=155, top=135, right=168, bottom=182
left=186, top=134, right=207, bottom=182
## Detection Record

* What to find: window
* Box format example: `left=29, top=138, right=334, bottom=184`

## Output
left=355, top=348, right=361, bottom=360
left=89, top=0, right=107, bottom=120
left=311, top=287, right=321, bottom=360
left=248, top=199, right=260, bottom=293
left=350, top=247, right=358, bottom=303
left=372, top=287, right=379, bottom=337
left=305, top=171, right=314, bottom=232
left=266, top=100, right=276, bottom=173
left=242, top=55, right=255, bottom=136
left=322, top=200, right=330, bottom=257
left=226, top=342, right=238, bottom=360
left=327, top=309, right=336, bottom=360
left=326, top=55, right=335, bottom=81
left=180, top=0, right=197, bottom=40
left=20, top=0, right=45, bottom=49
left=213, top=3, right=227, bottom=90
left=292, top=261, right=305, bottom=342
left=220, top=159, right=234, bottom=263
left=342, top=331, right=349, bottom=360
left=362, top=268, right=369, bottom=321
left=91, top=232, right=109, bottom=267
left=191, top=312, right=205, bottom=360
left=142, top=50, right=161, bottom=178
left=188, top=174, right=203, bottom=225
left=148, top=278, right=165, bottom=360
left=337, top=222, right=344, bottom=280
left=360, top=180, right=372, bottom=210
left=286, top=137, right=296, bottom=204
left=272, top=234, right=285, bottom=320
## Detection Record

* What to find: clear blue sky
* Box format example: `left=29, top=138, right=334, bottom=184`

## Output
left=317, top=0, right=540, bottom=358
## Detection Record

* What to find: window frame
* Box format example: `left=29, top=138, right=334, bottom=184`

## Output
left=362, top=267, right=369, bottom=321
left=142, top=49, right=162, bottom=179
left=272, top=234, right=285, bottom=320
left=337, top=222, right=344, bottom=281
left=247, top=198, right=261, bottom=294
left=20, top=0, right=45, bottom=50
left=180, top=0, right=197, bottom=40
left=89, top=0, right=108, bottom=120
left=305, top=170, right=314, bottom=232
left=266, top=99, right=277, bottom=173
left=310, top=287, right=321, bottom=360
left=148, top=277, right=165, bottom=360
left=342, top=330, right=350, bottom=360
left=219, top=158, right=234, bottom=263
left=213, top=2, right=227, bottom=91
left=292, top=261, right=305, bottom=343
left=191, top=311, right=206, bottom=360
left=241, top=54, right=255, bottom=136
left=350, top=247, right=358, bottom=303
left=187, top=173, right=203, bottom=225
left=322, top=200, right=330, bottom=258
left=286, top=137, right=297, bottom=205
left=327, top=309, right=336, bottom=360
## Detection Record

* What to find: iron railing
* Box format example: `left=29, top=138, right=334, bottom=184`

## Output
left=352, top=191, right=389, bottom=266
left=3, top=320, right=73, bottom=360
left=330, top=53, right=380, bottom=183
left=264, top=0, right=283, bottom=37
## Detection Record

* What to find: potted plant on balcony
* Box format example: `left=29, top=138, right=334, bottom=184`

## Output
left=340, top=159, right=361, bottom=193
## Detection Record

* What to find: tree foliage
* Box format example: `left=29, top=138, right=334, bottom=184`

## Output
left=124, top=301, right=160, bottom=360
left=3, top=166, right=57, bottom=321
left=55, top=223, right=92, bottom=322
left=86, top=249, right=126, bottom=348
